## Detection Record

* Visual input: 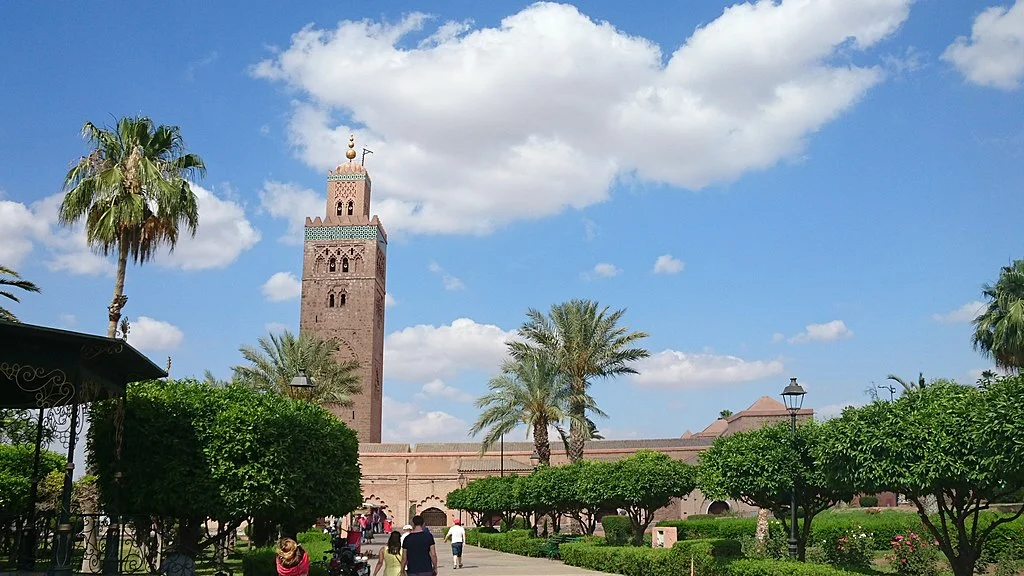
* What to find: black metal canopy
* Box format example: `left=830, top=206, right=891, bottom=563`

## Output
left=0, top=321, right=167, bottom=409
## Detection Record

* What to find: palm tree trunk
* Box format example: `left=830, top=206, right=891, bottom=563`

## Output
left=107, top=240, right=130, bottom=338
left=567, top=380, right=586, bottom=463
left=533, top=421, right=551, bottom=465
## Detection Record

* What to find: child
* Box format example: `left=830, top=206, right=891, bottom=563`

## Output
left=275, top=538, right=309, bottom=576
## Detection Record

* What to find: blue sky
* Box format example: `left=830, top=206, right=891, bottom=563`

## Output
left=2, top=0, right=1023, bottom=443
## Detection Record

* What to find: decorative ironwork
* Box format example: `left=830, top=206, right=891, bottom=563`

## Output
left=45, top=404, right=86, bottom=451
left=0, top=362, right=73, bottom=408
left=81, top=341, right=125, bottom=360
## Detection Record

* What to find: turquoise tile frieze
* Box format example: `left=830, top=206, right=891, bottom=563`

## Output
left=305, top=225, right=387, bottom=249
left=327, top=173, right=367, bottom=182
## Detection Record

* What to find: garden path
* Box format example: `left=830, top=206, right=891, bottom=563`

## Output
left=430, top=545, right=607, bottom=575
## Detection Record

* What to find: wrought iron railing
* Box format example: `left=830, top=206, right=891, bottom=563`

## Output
left=1, top=513, right=238, bottom=575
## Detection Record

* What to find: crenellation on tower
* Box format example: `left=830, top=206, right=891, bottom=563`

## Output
left=299, top=135, right=386, bottom=442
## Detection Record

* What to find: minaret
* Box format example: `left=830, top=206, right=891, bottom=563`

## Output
left=299, top=136, right=386, bottom=442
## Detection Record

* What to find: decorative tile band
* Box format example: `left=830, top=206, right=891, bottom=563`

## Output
left=305, top=225, right=387, bottom=249
left=327, top=173, right=368, bottom=182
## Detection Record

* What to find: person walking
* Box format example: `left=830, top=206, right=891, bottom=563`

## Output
left=444, top=519, right=466, bottom=569
left=401, top=515, right=437, bottom=576
left=400, top=524, right=412, bottom=546
left=372, top=531, right=402, bottom=576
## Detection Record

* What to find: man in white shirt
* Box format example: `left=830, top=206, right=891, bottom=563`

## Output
left=444, top=519, right=467, bottom=569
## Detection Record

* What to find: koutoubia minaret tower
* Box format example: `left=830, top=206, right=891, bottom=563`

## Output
left=299, top=136, right=386, bottom=442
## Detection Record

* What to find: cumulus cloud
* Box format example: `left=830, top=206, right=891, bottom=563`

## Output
left=787, top=320, right=854, bottom=344
left=631, top=349, right=784, bottom=388
left=653, top=254, right=684, bottom=274
left=384, top=318, right=516, bottom=382
left=382, top=396, right=468, bottom=442
left=428, top=261, right=465, bottom=291
left=815, top=401, right=864, bottom=421
left=58, top=314, right=77, bottom=328
left=127, top=316, right=184, bottom=351
left=384, top=293, right=397, bottom=307
left=252, top=0, right=911, bottom=234
left=0, top=196, right=48, bottom=265
left=943, top=0, right=1024, bottom=90
left=262, top=271, right=303, bottom=302
left=933, top=300, right=986, bottom=324
left=415, top=379, right=475, bottom=403
left=158, top=184, right=261, bottom=270
left=259, top=180, right=323, bottom=244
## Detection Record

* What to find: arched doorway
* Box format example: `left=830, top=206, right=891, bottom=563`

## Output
left=707, top=501, right=730, bottom=515
left=421, top=507, right=448, bottom=529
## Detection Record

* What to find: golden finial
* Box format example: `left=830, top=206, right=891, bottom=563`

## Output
left=346, top=135, right=357, bottom=160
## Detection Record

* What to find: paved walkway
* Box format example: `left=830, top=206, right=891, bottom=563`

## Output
left=429, top=545, right=607, bottom=575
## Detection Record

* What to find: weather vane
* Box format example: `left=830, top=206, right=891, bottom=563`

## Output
left=362, top=147, right=374, bottom=166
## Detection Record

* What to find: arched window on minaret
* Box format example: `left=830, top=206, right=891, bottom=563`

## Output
left=340, top=293, right=347, bottom=306
left=342, top=257, right=349, bottom=273
left=329, top=258, right=336, bottom=272
left=336, top=201, right=343, bottom=216
left=347, top=200, right=354, bottom=216
left=328, top=293, right=335, bottom=308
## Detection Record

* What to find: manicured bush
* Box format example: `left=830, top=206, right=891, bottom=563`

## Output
left=560, top=542, right=698, bottom=576
left=884, top=532, right=939, bottom=576
left=473, top=531, right=547, bottom=558
left=297, top=530, right=330, bottom=544
left=602, top=515, right=632, bottom=546
left=723, top=558, right=866, bottom=575
left=242, top=547, right=327, bottom=576
left=820, top=526, right=873, bottom=569
left=673, top=538, right=743, bottom=559
left=812, top=511, right=924, bottom=551
left=858, top=496, right=879, bottom=507
left=657, top=517, right=759, bottom=540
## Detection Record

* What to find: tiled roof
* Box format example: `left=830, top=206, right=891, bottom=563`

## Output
left=696, top=419, right=728, bottom=437
left=458, top=459, right=535, bottom=472
left=741, top=396, right=787, bottom=413
left=403, top=437, right=713, bottom=453
left=359, top=443, right=411, bottom=453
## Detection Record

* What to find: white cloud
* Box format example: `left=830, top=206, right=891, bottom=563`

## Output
left=384, top=293, right=397, bottom=307
left=253, top=1, right=912, bottom=234
left=653, top=254, right=684, bottom=274
left=262, top=271, right=303, bottom=302
left=0, top=197, right=48, bottom=265
left=815, top=401, right=864, bottom=421
left=588, top=262, right=622, bottom=279
left=58, top=314, right=77, bottom=328
left=415, top=379, right=475, bottom=403
left=18, top=194, right=114, bottom=276
left=127, top=316, right=184, bottom=351
left=384, top=318, right=516, bottom=382
left=787, top=320, right=854, bottom=344
left=942, top=0, right=1024, bottom=90
left=158, top=184, right=261, bottom=270
left=382, top=396, right=468, bottom=442
left=631, top=349, right=785, bottom=388
left=259, top=180, right=323, bottom=244
left=771, top=332, right=786, bottom=343
left=933, top=300, right=986, bottom=324
left=265, top=322, right=291, bottom=334
left=583, top=218, right=598, bottom=241
left=428, top=261, right=465, bottom=291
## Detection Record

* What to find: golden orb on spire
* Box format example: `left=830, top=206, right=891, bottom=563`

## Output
left=346, top=135, right=357, bottom=160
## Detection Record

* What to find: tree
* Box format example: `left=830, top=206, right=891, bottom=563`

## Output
left=698, top=420, right=851, bottom=560
left=719, top=409, right=733, bottom=419
left=60, top=116, right=204, bottom=337
left=470, top=352, right=600, bottom=466
left=565, top=460, right=616, bottom=535
left=0, top=410, right=55, bottom=446
left=232, top=330, right=361, bottom=406
left=0, top=265, right=40, bottom=323
left=599, top=450, right=696, bottom=545
left=973, top=259, right=1024, bottom=372
left=817, top=378, right=1024, bottom=576
left=509, top=299, right=649, bottom=462
left=0, top=443, right=65, bottom=512
left=887, top=372, right=926, bottom=393
left=88, top=379, right=361, bottom=560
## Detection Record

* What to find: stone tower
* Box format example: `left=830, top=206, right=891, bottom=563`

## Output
left=299, top=136, right=386, bottom=442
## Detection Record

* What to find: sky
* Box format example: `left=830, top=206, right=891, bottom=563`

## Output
left=2, top=0, right=1023, bottom=445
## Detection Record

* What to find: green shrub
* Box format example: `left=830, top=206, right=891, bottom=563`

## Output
left=656, top=517, right=759, bottom=540
left=858, top=496, right=879, bottom=507
left=297, top=530, right=329, bottom=544
left=724, top=558, right=865, bottom=575
left=500, top=517, right=529, bottom=531
left=884, top=532, right=939, bottom=576
left=242, top=546, right=327, bottom=576
left=560, top=542, right=701, bottom=576
left=803, top=511, right=925, bottom=551
left=474, top=531, right=547, bottom=557
left=820, top=526, right=873, bottom=569
left=602, top=515, right=632, bottom=546
left=674, top=538, right=742, bottom=559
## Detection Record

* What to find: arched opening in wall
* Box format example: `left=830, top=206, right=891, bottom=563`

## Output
left=336, top=201, right=343, bottom=216
left=329, top=258, right=336, bottom=272
left=707, top=501, right=730, bottom=516
left=342, top=258, right=349, bottom=273
left=347, top=200, right=354, bottom=216
left=421, top=507, right=448, bottom=529
left=328, top=294, right=335, bottom=308
left=340, top=293, right=347, bottom=306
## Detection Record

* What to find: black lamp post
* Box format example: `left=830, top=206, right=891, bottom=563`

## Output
left=289, top=369, right=316, bottom=397
left=458, top=473, right=466, bottom=524
left=529, top=449, right=541, bottom=468
left=781, top=377, right=807, bottom=560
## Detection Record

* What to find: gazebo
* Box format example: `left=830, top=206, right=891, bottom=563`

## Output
left=0, top=322, right=166, bottom=576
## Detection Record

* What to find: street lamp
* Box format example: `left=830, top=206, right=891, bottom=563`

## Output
left=289, top=370, right=316, bottom=397
left=781, top=377, right=807, bottom=560
left=530, top=450, right=541, bottom=468
left=457, top=473, right=466, bottom=524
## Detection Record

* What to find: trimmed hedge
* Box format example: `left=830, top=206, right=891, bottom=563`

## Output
left=724, top=559, right=864, bottom=575
left=473, top=530, right=547, bottom=558
left=560, top=539, right=741, bottom=576
left=858, top=496, right=878, bottom=508
left=657, top=517, right=760, bottom=540
left=602, top=515, right=632, bottom=546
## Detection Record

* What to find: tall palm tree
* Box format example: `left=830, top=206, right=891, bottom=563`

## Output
left=886, top=372, right=925, bottom=393
left=60, top=116, right=205, bottom=337
left=232, top=330, right=362, bottom=406
left=509, top=299, right=649, bottom=463
left=0, top=265, right=40, bottom=322
left=973, top=259, right=1024, bottom=372
left=469, top=352, right=602, bottom=466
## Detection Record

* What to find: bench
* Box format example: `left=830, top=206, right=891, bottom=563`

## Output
left=541, top=534, right=582, bottom=560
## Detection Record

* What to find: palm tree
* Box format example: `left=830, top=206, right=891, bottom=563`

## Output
left=973, top=260, right=1024, bottom=372
left=232, top=330, right=361, bottom=406
left=0, top=265, right=40, bottom=322
left=470, top=352, right=602, bottom=466
left=60, top=116, right=205, bottom=337
left=509, top=299, right=649, bottom=463
left=886, top=372, right=926, bottom=393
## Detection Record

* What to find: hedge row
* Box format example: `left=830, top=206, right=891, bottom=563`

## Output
left=724, top=559, right=866, bottom=576
left=560, top=539, right=741, bottom=576
left=471, top=530, right=547, bottom=558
